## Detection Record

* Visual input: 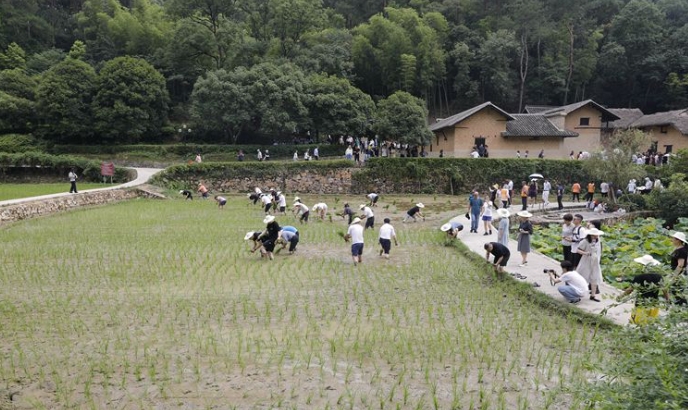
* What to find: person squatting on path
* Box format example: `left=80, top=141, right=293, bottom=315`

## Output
left=345, top=217, right=365, bottom=265
left=360, top=204, right=375, bottom=229
left=441, top=222, right=464, bottom=240
left=467, top=191, right=483, bottom=233
left=496, top=208, right=510, bottom=246
left=378, top=218, right=398, bottom=259
left=403, top=203, right=425, bottom=223
left=293, top=201, right=310, bottom=224
left=576, top=227, right=604, bottom=302
left=214, top=195, right=227, bottom=209
left=68, top=168, right=78, bottom=193
left=516, top=211, right=533, bottom=267
left=179, top=190, right=193, bottom=200
left=277, top=225, right=299, bottom=254
left=548, top=260, right=588, bottom=304
left=485, top=242, right=510, bottom=276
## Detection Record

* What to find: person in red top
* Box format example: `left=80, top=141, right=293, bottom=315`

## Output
left=571, top=181, right=581, bottom=202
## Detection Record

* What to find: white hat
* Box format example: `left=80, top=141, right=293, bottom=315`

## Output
left=671, top=231, right=688, bottom=243
left=263, top=215, right=275, bottom=224
left=351, top=217, right=362, bottom=225
left=277, top=191, right=281, bottom=195
left=440, top=223, right=452, bottom=232
left=294, top=196, right=301, bottom=202
left=246, top=193, right=251, bottom=198
left=517, top=211, right=532, bottom=218
left=586, top=227, right=605, bottom=236
left=497, top=208, right=510, bottom=218
left=179, top=190, right=184, bottom=194
left=416, top=203, right=425, bottom=208
left=359, top=204, right=366, bottom=209
left=633, top=254, right=660, bottom=266
left=244, top=231, right=255, bottom=241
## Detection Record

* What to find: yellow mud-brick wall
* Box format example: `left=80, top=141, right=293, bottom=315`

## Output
left=428, top=128, right=457, bottom=157
left=450, top=107, right=509, bottom=157
left=644, top=125, right=688, bottom=152
left=562, top=105, right=604, bottom=155
left=497, top=137, right=564, bottom=159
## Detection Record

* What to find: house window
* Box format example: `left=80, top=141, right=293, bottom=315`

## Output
left=660, top=125, right=668, bottom=134
left=579, top=117, right=590, bottom=126
left=474, top=137, right=486, bottom=147
left=664, top=145, right=673, bottom=153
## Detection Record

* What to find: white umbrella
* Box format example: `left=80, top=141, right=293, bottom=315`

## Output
left=529, top=173, right=544, bottom=179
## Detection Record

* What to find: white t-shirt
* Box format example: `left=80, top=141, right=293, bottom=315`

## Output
left=347, top=224, right=364, bottom=244
left=482, top=202, right=493, bottom=217
left=379, top=223, right=396, bottom=240
left=278, top=195, right=286, bottom=207
left=560, top=271, right=588, bottom=296
left=363, top=206, right=374, bottom=218
left=367, top=193, right=378, bottom=201
left=543, top=181, right=551, bottom=192
left=261, top=195, right=272, bottom=205
left=313, top=203, right=327, bottom=211
left=295, top=203, right=309, bottom=212
left=570, top=225, right=583, bottom=253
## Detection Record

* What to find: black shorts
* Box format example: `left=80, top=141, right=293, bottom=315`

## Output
left=379, top=238, right=391, bottom=254
left=264, top=203, right=272, bottom=213
left=495, top=253, right=510, bottom=266
left=364, top=216, right=374, bottom=229
left=279, top=206, right=286, bottom=213
left=262, top=239, right=275, bottom=252
left=300, top=211, right=309, bottom=222
left=372, top=197, right=379, bottom=204
left=288, top=233, right=299, bottom=252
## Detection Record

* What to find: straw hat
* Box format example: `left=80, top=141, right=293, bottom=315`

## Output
left=586, top=227, right=605, bottom=236
left=497, top=208, right=511, bottom=218
left=440, top=223, right=452, bottom=232
left=359, top=204, right=366, bottom=210
left=671, top=231, right=688, bottom=243
left=263, top=215, right=275, bottom=224
left=516, top=211, right=532, bottom=218
left=351, top=217, right=362, bottom=225
left=179, top=190, right=184, bottom=194
left=633, top=254, right=661, bottom=266
left=244, top=231, right=255, bottom=241
left=416, top=203, right=425, bottom=208
left=492, top=184, right=499, bottom=189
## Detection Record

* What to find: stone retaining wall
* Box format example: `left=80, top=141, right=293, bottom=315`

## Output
left=0, top=189, right=154, bottom=224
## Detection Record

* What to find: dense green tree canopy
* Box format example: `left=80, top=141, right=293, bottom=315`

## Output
left=374, top=91, right=432, bottom=145
left=0, top=0, right=687, bottom=145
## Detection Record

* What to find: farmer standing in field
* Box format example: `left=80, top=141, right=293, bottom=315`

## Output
left=378, top=218, right=398, bottom=259
left=345, top=217, right=365, bottom=265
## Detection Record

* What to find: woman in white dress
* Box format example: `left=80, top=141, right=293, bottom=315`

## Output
left=576, top=227, right=604, bottom=302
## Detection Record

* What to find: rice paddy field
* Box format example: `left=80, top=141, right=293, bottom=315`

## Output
left=0, top=195, right=610, bottom=409
left=0, top=183, right=118, bottom=202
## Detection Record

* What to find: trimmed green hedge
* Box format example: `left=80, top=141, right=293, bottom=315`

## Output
left=49, top=143, right=344, bottom=161
left=351, top=158, right=591, bottom=194
left=0, top=151, right=133, bottom=182
left=0, top=134, right=45, bottom=153
left=150, top=159, right=354, bottom=189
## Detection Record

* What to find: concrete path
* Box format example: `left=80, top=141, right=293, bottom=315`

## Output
left=0, top=168, right=163, bottom=207
left=453, top=201, right=634, bottom=326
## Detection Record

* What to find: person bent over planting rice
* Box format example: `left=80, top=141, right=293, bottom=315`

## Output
left=257, top=215, right=280, bottom=260
left=276, top=225, right=299, bottom=254
left=440, top=222, right=463, bottom=239
left=485, top=242, right=510, bottom=276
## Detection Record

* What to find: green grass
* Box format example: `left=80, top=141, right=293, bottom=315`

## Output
left=0, top=183, right=117, bottom=201
left=0, top=195, right=611, bottom=409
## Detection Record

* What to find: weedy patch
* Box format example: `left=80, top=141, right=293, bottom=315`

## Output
left=0, top=195, right=612, bottom=409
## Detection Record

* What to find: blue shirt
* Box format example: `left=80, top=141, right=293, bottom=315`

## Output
left=469, top=196, right=483, bottom=214
left=282, top=225, right=298, bottom=233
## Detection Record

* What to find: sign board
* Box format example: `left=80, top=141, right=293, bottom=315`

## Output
left=101, top=162, right=115, bottom=177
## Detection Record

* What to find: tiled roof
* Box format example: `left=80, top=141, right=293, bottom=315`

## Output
left=503, top=114, right=579, bottom=138
left=429, top=102, right=515, bottom=132
left=541, top=99, right=620, bottom=122
left=524, top=105, right=557, bottom=114
left=605, top=108, right=645, bottom=129
left=630, top=109, right=688, bottom=135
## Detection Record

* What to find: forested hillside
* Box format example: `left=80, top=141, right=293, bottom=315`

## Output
left=1, top=0, right=686, bottom=144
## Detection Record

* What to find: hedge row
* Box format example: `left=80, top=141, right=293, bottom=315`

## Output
left=0, top=152, right=134, bottom=182
left=49, top=143, right=345, bottom=160
left=351, top=157, right=591, bottom=194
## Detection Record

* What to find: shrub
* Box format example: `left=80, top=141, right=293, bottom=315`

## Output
left=0, top=151, right=132, bottom=182
left=0, top=134, right=44, bottom=153
left=648, top=173, right=688, bottom=228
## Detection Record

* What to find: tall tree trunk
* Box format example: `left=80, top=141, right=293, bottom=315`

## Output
left=518, top=32, right=529, bottom=113
left=563, top=23, right=574, bottom=105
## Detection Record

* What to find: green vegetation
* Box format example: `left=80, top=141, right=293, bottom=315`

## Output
left=2, top=0, right=687, bottom=144
left=0, top=196, right=611, bottom=408
left=0, top=183, right=117, bottom=201
left=0, top=152, right=133, bottom=182
left=532, top=217, right=688, bottom=283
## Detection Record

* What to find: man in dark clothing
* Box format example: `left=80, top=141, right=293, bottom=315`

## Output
left=485, top=242, right=510, bottom=275
left=179, top=190, right=193, bottom=200
left=622, top=255, right=669, bottom=325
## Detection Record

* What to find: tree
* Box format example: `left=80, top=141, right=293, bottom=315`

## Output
left=93, top=56, right=169, bottom=143
left=0, top=42, right=27, bottom=70
left=582, top=129, right=649, bottom=203
left=190, top=68, right=254, bottom=143
left=266, top=0, right=328, bottom=58
left=476, top=29, right=519, bottom=107
left=35, top=57, right=97, bottom=143
left=374, top=91, right=431, bottom=145
left=292, top=28, right=354, bottom=78
left=305, top=73, right=375, bottom=138
left=0, top=68, right=37, bottom=134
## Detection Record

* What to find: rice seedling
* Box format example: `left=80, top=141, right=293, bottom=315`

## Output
left=0, top=195, right=616, bottom=408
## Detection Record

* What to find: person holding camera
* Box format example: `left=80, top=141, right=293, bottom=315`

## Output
left=548, top=260, right=588, bottom=304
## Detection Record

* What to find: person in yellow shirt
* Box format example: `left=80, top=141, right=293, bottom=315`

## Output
left=586, top=181, right=596, bottom=206
left=520, top=181, right=528, bottom=211
left=571, top=181, right=581, bottom=202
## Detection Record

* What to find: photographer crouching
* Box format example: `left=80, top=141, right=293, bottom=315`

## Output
left=547, top=260, right=588, bottom=304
